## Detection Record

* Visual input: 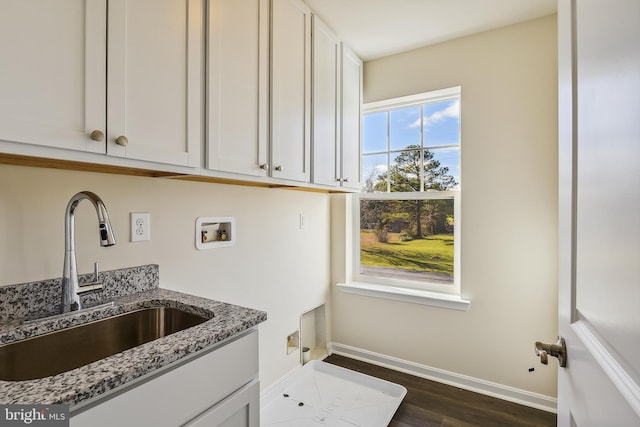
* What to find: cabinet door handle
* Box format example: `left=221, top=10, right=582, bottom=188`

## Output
left=259, top=163, right=269, bottom=171
left=89, top=130, right=105, bottom=141
left=274, top=165, right=283, bottom=172
left=115, top=135, right=129, bottom=146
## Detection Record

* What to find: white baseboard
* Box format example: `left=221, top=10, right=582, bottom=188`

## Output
left=329, top=342, right=557, bottom=414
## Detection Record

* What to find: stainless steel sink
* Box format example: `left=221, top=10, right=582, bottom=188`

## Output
left=0, top=307, right=208, bottom=381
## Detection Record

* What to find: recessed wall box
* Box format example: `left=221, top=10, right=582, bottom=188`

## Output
left=287, top=330, right=300, bottom=355
left=195, top=217, right=235, bottom=250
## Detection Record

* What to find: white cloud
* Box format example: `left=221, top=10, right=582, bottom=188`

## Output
left=409, top=100, right=460, bottom=128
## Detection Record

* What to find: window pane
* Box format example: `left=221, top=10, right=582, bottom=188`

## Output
left=389, top=148, right=421, bottom=192
left=362, top=153, right=388, bottom=192
left=390, top=106, right=421, bottom=151
left=424, top=147, right=460, bottom=190
left=359, top=198, right=454, bottom=285
left=423, top=99, right=460, bottom=148
left=363, top=112, right=387, bottom=153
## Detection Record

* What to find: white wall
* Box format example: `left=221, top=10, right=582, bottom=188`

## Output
left=0, top=164, right=331, bottom=389
left=331, top=15, right=559, bottom=399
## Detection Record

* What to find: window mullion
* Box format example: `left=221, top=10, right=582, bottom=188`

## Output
left=420, top=105, right=424, bottom=192
left=386, top=111, right=391, bottom=192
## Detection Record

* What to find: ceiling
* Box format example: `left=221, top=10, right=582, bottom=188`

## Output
left=303, top=0, right=557, bottom=61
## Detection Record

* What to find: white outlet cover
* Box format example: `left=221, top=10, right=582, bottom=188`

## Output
left=131, top=212, right=150, bottom=242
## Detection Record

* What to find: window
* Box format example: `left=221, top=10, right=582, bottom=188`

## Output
left=354, top=87, right=461, bottom=297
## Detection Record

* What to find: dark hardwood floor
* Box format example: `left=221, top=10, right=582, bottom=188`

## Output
left=324, top=354, right=556, bottom=427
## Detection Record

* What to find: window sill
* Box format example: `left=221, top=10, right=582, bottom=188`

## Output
left=336, top=282, right=471, bottom=311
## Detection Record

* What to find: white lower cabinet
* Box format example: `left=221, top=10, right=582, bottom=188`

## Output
left=184, top=379, right=259, bottom=427
left=70, top=329, right=259, bottom=427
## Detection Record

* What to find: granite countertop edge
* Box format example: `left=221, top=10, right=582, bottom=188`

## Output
left=0, top=288, right=267, bottom=407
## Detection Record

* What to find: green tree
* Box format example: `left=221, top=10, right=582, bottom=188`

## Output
left=372, top=145, right=457, bottom=239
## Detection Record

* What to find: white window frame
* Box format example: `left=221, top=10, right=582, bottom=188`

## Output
left=340, top=86, right=470, bottom=310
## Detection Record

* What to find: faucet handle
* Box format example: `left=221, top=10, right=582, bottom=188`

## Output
left=77, top=283, right=104, bottom=294
left=93, top=262, right=99, bottom=283
left=78, top=262, right=104, bottom=295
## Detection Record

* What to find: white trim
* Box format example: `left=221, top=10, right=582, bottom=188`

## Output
left=572, top=320, right=640, bottom=418
left=364, top=86, right=461, bottom=113
left=358, top=190, right=457, bottom=201
left=329, top=342, right=557, bottom=414
left=337, top=282, right=470, bottom=311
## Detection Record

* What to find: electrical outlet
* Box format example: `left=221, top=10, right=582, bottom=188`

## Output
left=131, top=212, right=150, bottom=242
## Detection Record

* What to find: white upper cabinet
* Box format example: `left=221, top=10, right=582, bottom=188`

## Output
left=270, top=0, right=311, bottom=182
left=1, top=0, right=357, bottom=189
left=0, top=0, right=202, bottom=169
left=206, top=0, right=269, bottom=177
left=0, top=0, right=107, bottom=154
left=311, top=15, right=341, bottom=187
left=339, top=43, right=363, bottom=190
left=310, top=15, right=362, bottom=190
left=107, top=0, right=202, bottom=167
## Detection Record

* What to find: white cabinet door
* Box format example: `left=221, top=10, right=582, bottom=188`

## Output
left=270, top=0, right=311, bottom=182
left=206, top=0, right=269, bottom=177
left=339, top=44, right=362, bottom=190
left=0, top=0, right=106, bottom=153
left=557, top=0, right=640, bottom=425
left=311, top=23, right=362, bottom=190
left=311, top=15, right=340, bottom=187
left=71, top=330, right=259, bottom=427
left=184, top=379, right=259, bottom=427
left=107, top=0, right=202, bottom=168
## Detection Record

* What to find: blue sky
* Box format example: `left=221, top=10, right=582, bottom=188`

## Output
left=362, top=99, right=461, bottom=188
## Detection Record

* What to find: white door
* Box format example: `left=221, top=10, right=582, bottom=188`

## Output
left=555, top=0, right=640, bottom=426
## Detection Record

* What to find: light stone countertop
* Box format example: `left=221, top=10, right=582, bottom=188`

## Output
left=0, top=287, right=267, bottom=407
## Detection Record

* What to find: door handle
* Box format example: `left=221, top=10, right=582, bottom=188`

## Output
left=535, top=337, right=567, bottom=367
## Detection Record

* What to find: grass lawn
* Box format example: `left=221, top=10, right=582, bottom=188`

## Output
left=360, top=231, right=454, bottom=275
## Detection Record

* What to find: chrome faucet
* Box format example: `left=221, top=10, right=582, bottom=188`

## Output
left=61, top=191, right=116, bottom=313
